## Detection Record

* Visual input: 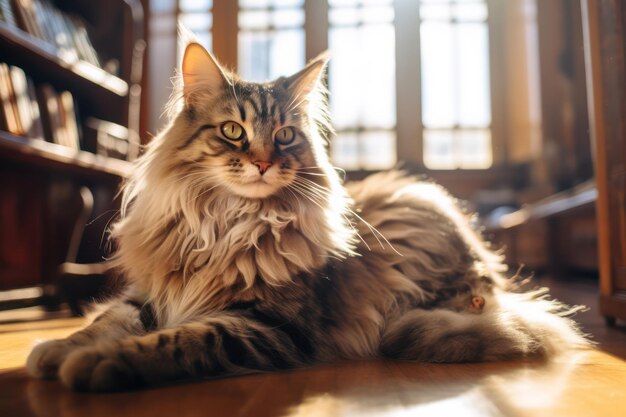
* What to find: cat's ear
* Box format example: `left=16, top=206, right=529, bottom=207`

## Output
left=182, top=43, right=229, bottom=105
left=284, top=51, right=329, bottom=98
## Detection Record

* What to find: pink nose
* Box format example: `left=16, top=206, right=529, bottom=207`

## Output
left=253, top=161, right=273, bottom=175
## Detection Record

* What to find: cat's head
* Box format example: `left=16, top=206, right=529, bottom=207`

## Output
left=164, top=42, right=335, bottom=200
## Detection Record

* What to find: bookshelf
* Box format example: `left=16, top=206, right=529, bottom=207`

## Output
left=0, top=0, right=144, bottom=308
left=0, top=130, right=132, bottom=178
left=0, top=21, right=128, bottom=97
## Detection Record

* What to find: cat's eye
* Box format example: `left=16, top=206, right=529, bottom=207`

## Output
left=221, top=121, right=245, bottom=141
left=275, top=127, right=296, bottom=145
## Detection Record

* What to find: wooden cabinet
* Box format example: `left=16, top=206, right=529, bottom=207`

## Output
left=0, top=0, right=144, bottom=305
left=582, top=0, right=626, bottom=323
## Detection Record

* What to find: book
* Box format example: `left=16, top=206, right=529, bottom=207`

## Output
left=0, top=0, right=17, bottom=26
left=9, top=0, right=102, bottom=69
left=30, top=0, right=53, bottom=43
left=41, top=1, right=77, bottom=62
left=66, top=14, right=100, bottom=68
left=36, top=84, right=66, bottom=146
left=58, top=90, right=80, bottom=150
left=9, top=65, right=34, bottom=137
left=84, top=117, right=130, bottom=160
left=25, top=76, right=44, bottom=139
left=7, top=65, right=45, bottom=140
left=12, top=0, right=45, bottom=40
left=0, top=62, right=22, bottom=135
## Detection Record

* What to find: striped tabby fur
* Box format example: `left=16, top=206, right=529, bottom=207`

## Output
left=27, top=42, right=588, bottom=392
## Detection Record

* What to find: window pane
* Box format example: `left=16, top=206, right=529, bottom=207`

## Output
left=239, top=32, right=271, bottom=81
left=420, top=22, right=455, bottom=128
left=239, top=11, right=270, bottom=29
left=457, top=23, right=490, bottom=127
left=238, top=32, right=304, bottom=81
left=420, top=4, right=452, bottom=20
left=421, top=1, right=487, bottom=21
left=269, top=30, right=305, bottom=78
left=238, top=2, right=305, bottom=81
left=360, top=6, right=394, bottom=24
left=424, top=130, right=456, bottom=169
left=423, top=129, right=492, bottom=169
left=272, top=9, right=305, bottom=28
left=420, top=0, right=492, bottom=169
left=179, top=0, right=212, bottom=12
left=458, top=129, right=491, bottom=168
left=329, top=0, right=359, bottom=6
left=240, top=0, right=271, bottom=7
left=360, top=130, right=396, bottom=169
left=453, top=3, right=488, bottom=21
left=240, top=0, right=304, bottom=7
left=329, top=8, right=360, bottom=26
left=329, top=1, right=396, bottom=170
left=359, top=25, right=395, bottom=128
left=151, top=0, right=176, bottom=13
left=331, top=133, right=360, bottom=170
left=178, top=14, right=212, bottom=31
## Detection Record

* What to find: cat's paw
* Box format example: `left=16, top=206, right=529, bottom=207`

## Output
left=59, top=348, right=141, bottom=392
left=26, top=339, right=74, bottom=379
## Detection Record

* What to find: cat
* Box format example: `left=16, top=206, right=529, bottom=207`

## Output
left=26, top=42, right=588, bottom=392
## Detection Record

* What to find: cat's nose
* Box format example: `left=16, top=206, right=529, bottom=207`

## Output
left=253, top=161, right=273, bottom=175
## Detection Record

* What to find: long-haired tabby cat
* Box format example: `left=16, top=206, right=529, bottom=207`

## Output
left=27, top=42, right=588, bottom=392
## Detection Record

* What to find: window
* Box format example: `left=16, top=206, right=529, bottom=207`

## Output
left=327, top=0, right=397, bottom=170
left=238, top=0, right=305, bottom=81
left=420, top=0, right=492, bottom=169
left=148, top=0, right=496, bottom=171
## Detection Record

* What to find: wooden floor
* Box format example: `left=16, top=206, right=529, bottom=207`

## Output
left=1, top=277, right=625, bottom=417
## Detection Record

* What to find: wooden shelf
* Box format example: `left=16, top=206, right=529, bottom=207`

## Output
left=496, top=181, right=597, bottom=229
left=0, top=22, right=128, bottom=98
left=0, top=131, right=131, bottom=179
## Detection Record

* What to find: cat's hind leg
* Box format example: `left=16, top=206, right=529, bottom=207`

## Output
left=380, top=295, right=588, bottom=363
left=26, top=298, right=154, bottom=379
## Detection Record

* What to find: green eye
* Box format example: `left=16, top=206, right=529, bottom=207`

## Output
left=275, top=127, right=296, bottom=145
left=221, top=121, right=244, bottom=140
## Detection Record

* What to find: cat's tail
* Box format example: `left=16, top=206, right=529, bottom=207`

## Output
left=380, top=292, right=591, bottom=362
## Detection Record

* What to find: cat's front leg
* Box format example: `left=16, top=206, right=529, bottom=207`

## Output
left=26, top=298, right=154, bottom=379
left=58, top=313, right=308, bottom=392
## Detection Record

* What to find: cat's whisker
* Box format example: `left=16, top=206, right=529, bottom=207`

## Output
left=295, top=174, right=399, bottom=254
left=282, top=185, right=305, bottom=213
left=291, top=181, right=331, bottom=202
left=294, top=175, right=331, bottom=188
left=287, top=183, right=326, bottom=208
left=98, top=209, right=122, bottom=249
left=295, top=165, right=347, bottom=177
left=295, top=170, right=331, bottom=177
left=292, top=176, right=395, bottom=253
left=348, top=207, right=401, bottom=256
left=168, top=169, right=210, bottom=185
left=292, top=177, right=332, bottom=197
left=291, top=178, right=328, bottom=193
left=288, top=182, right=371, bottom=250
